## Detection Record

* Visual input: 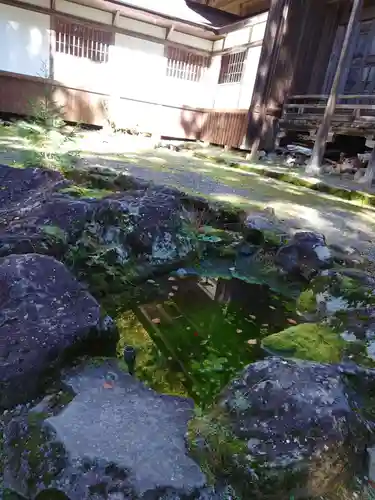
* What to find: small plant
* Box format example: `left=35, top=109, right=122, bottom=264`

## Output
left=187, top=409, right=247, bottom=496
left=12, top=62, right=80, bottom=172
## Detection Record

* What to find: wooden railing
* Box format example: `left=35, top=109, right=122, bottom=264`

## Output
left=281, top=94, right=375, bottom=134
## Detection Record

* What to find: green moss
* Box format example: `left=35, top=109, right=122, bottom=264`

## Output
left=297, top=289, right=316, bottom=314
left=262, top=323, right=345, bottom=363
left=60, top=185, right=112, bottom=199
left=187, top=410, right=247, bottom=488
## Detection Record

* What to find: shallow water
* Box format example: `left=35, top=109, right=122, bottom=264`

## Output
left=115, top=270, right=296, bottom=406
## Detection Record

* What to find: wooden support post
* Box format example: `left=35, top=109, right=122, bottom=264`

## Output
left=307, top=0, right=363, bottom=173
left=359, top=146, right=375, bottom=187
left=247, top=0, right=287, bottom=162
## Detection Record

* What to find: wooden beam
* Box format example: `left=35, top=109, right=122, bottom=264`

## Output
left=112, top=10, right=120, bottom=26
left=307, top=0, right=364, bottom=173
left=166, top=25, right=175, bottom=40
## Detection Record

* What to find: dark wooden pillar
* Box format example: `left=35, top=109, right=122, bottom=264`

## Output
left=306, top=0, right=363, bottom=173
left=246, top=0, right=288, bottom=160
left=245, top=0, right=313, bottom=159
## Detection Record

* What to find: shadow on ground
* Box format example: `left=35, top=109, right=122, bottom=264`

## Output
left=79, top=148, right=375, bottom=253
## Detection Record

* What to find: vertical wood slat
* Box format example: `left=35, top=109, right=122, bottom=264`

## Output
left=201, top=110, right=249, bottom=148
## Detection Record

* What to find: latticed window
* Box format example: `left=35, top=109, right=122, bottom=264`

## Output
left=166, top=46, right=210, bottom=82
left=218, top=50, right=246, bottom=84
left=54, top=18, right=112, bottom=63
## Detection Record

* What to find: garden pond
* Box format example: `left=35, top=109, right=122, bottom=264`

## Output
left=111, top=261, right=299, bottom=408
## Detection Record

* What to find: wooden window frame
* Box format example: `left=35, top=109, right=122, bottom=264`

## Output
left=218, top=50, right=247, bottom=85
left=165, top=46, right=210, bottom=83
left=53, top=17, right=112, bottom=64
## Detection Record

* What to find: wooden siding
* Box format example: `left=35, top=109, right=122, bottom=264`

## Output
left=201, top=109, right=249, bottom=146
left=0, top=71, right=250, bottom=147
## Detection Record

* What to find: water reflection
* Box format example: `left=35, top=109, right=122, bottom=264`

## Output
left=116, top=274, right=295, bottom=406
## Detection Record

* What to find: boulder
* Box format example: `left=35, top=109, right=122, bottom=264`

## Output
left=190, top=358, right=371, bottom=499
left=0, top=165, right=197, bottom=290
left=0, top=164, right=95, bottom=258
left=276, top=231, right=333, bottom=280
left=4, top=359, right=206, bottom=500
left=297, top=268, right=375, bottom=319
left=0, top=254, right=115, bottom=409
left=329, top=243, right=364, bottom=267
left=244, top=212, right=288, bottom=247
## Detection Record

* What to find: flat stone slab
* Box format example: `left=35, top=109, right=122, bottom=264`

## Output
left=4, top=360, right=206, bottom=499
left=49, top=360, right=205, bottom=496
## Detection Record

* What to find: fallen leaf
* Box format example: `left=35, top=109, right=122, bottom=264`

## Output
left=151, top=318, right=161, bottom=324
left=287, top=318, right=297, bottom=325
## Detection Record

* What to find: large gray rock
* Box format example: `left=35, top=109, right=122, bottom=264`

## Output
left=4, top=360, right=206, bottom=499
left=0, top=164, right=94, bottom=258
left=0, top=164, right=195, bottom=278
left=195, top=357, right=370, bottom=499
left=276, top=231, right=333, bottom=280
left=0, top=254, right=115, bottom=409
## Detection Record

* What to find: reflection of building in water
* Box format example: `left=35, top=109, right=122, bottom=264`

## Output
left=136, top=276, right=287, bottom=332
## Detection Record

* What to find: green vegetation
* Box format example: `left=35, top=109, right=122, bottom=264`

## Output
left=297, top=289, right=316, bottom=314
left=262, top=323, right=345, bottom=363
left=59, top=185, right=113, bottom=199
left=116, top=310, right=189, bottom=398
left=297, top=270, right=374, bottom=318
left=187, top=408, right=247, bottom=495
left=64, top=219, right=137, bottom=300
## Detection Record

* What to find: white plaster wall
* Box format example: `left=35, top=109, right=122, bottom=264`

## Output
left=223, top=26, right=251, bottom=50
left=117, top=16, right=166, bottom=38
left=109, top=33, right=217, bottom=110
left=213, top=44, right=263, bottom=110
left=213, top=83, right=241, bottom=109
left=169, top=31, right=213, bottom=52
left=238, top=44, right=262, bottom=108
left=212, top=15, right=267, bottom=110
left=110, top=33, right=165, bottom=105
left=0, top=3, right=50, bottom=77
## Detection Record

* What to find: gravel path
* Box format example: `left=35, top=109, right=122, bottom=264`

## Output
left=83, top=149, right=375, bottom=255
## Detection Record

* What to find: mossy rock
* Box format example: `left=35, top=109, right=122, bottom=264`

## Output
left=60, top=185, right=113, bottom=199
left=186, top=411, right=247, bottom=494
left=262, top=323, right=345, bottom=363
left=297, top=270, right=374, bottom=318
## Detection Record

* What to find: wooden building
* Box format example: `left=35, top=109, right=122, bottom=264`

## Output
left=208, top=0, right=375, bottom=175
left=0, top=0, right=269, bottom=148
